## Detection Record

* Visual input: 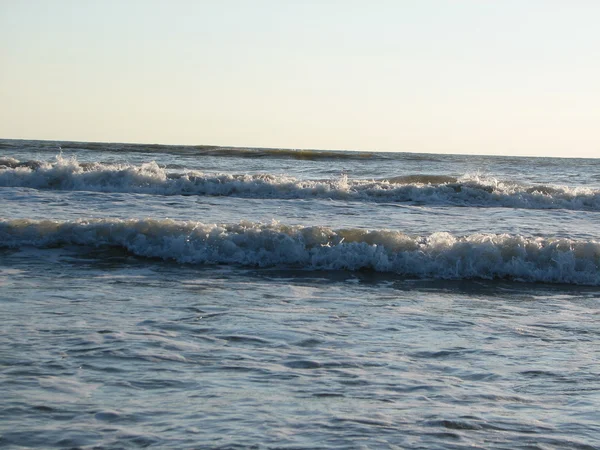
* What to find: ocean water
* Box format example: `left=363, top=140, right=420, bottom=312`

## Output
left=1, top=138, right=599, bottom=449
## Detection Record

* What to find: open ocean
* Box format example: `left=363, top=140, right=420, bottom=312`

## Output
left=1, top=138, right=599, bottom=449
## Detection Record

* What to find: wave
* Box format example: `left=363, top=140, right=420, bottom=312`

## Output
left=1, top=156, right=599, bottom=211
left=0, top=139, right=383, bottom=161
left=1, top=218, right=599, bottom=285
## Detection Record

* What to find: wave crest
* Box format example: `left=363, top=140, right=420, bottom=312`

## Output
left=1, top=218, right=599, bottom=285
left=2, top=156, right=600, bottom=210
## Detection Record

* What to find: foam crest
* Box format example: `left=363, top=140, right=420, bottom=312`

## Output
left=1, top=218, right=599, bottom=285
left=1, top=156, right=599, bottom=210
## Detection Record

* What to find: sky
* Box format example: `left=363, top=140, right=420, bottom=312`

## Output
left=1, top=0, right=598, bottom=157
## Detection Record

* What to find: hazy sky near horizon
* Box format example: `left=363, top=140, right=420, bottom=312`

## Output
left=1, top=1, right=598, bottom=157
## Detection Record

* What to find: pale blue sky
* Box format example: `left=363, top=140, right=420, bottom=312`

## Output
left=1, top=0, right=598, bottom=156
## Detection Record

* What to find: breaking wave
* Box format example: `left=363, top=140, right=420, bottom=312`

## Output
left=1, top=156, right=599, bottom=211
left=1, top=218, right=599, bottom=285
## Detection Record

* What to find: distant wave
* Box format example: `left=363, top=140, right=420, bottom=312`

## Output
left=2, top=156, right=599, bottom=211
left=1, top=218, right=598, bottom=285
left=0, top=140, right=384, bottom=161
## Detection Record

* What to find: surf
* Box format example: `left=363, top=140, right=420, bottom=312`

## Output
left=2, top=218, right=599, bottom=285
left=2, top=156, right=599, bottom=211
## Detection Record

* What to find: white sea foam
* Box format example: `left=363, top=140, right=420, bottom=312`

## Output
left=1, top=156, right=599, bottom=210
left=1, top=218, right=598, bottom=285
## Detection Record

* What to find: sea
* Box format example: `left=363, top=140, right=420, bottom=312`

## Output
left=1, top=138, right=599, bottom=449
